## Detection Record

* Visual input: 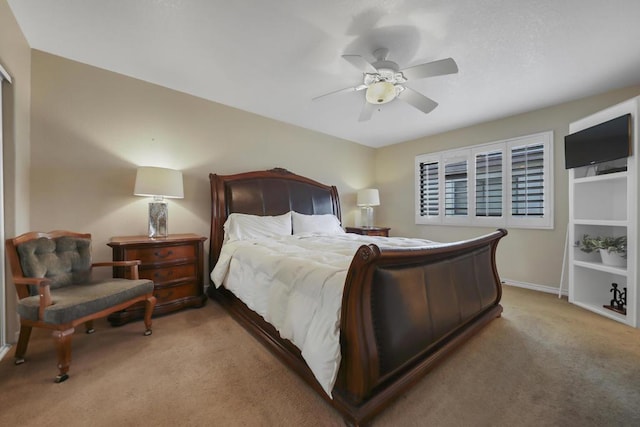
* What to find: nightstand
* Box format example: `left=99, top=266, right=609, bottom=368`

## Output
left=345, top=226, right=390, bottom=237
left=107, top=233, right=207, bottom=326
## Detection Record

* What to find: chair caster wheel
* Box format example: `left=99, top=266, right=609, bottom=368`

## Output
left=86, top=328, right=95, bottom=334
left=54, top=373, right=69, bottom=383
left=144, top=329, right=152, bottom=336
left=15, top=358, right=25, bottom=365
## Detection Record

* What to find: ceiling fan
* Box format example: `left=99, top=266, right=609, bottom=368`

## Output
left=314, top=48, right=458, bottom=121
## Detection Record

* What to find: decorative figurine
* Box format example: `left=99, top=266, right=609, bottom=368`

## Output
left=604, top=282, right=627, bottom=315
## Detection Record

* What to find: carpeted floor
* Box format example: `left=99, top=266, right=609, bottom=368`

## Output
left=1, top=286, right=639, bottom=426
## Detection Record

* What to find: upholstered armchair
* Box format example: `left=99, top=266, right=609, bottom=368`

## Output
left=5, top=230, right=157, bottom=383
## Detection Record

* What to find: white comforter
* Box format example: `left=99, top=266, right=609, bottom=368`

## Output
left=210, top=232, right=436, bottom=396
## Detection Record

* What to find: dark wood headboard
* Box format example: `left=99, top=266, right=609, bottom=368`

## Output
left=208, top=168, right=341, bottom=274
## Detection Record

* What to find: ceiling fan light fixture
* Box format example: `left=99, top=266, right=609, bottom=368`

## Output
left=365, top=81, right=396, bottom=104
left=316, top=50, right=458, bottom=118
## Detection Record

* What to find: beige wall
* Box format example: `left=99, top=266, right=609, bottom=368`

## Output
left=30, top=51, right=376, bottom=266
left=1, top=0, right=31, bottom=344
left=375, top=85, right=640, bottom=288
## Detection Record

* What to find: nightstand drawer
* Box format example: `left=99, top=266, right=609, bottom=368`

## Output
left=126, top=244, right=196, bottom=264
left=345, top=226, right=390, bottom=237
left=154, top=283, right=199, bottom=304
left=141, top=264, right=196, bottom=284
left=363, top=229, right=388, bottom=237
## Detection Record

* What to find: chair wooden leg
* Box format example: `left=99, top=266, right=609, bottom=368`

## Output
left=85, top=320, right=95, bottom=334
left=143, top=295, right=156, bottom=336
left=14, top=324, right=32, bottom=365
left=52, top=328, right=74, bottom=383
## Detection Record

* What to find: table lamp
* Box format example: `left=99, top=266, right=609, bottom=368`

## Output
left=134, top=166, right=184, bottom=238
left=357, top=188, right=380, bottom=228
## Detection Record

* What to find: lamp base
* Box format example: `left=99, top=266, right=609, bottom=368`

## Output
left=361, top=206, right=374, bottom=228
left=148, top=202, right=168, bottom=238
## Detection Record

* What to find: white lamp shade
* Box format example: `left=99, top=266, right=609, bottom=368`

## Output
left=357, top=188, right=380, bottom=207
left=134, top=166, right=184, bottom=199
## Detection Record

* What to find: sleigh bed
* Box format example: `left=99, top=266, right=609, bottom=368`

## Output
left=207, top=168, right=507, bottom=426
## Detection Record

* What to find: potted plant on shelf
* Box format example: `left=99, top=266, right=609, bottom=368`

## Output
left=578, top=234, right=627, bottom=267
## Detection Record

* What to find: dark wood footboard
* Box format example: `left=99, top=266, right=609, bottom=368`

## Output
left=334, top=229, right=507, bottom=424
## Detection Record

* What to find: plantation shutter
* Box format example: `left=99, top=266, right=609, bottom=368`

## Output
left=511, top=143, right=544, bottom=217
left=475, top=150, right=503, bottom=217
left=419, top=161, right=439, bottom=217
left=444, top=159, right=468, bottom=216
left=415, top=130, right=552, bottom=228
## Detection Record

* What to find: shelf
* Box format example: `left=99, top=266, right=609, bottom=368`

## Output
left=573, top=219, right=628, bottom=227
left=573, top=171, right=627, bottom=184
left=573, top=177, right=628, bottom=222
left=572, top=301, right=627, bottom=323
left=573, top=260, right=627, bottom=276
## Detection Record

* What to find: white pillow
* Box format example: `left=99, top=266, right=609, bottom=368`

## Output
left=291, top=211, right=345, bottom=235
left=224, top=211, right=292, bottom=242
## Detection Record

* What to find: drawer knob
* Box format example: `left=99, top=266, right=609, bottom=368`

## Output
left=154, top=250, right=173, bottom=259
left=154, top=271, right=174, bottom=279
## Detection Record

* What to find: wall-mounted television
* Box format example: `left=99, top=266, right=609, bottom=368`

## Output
left=564, top=113, right=631, bottom=170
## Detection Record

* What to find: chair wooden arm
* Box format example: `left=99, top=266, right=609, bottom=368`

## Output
left=13, top=277, right=52, bottom=320
left=92, top=260, right=142, bottom=280
left=92, top=260, right=141, bottom=267
left=13, top=276, right=50, bottom=287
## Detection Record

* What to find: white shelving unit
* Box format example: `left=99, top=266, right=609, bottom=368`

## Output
left=568, top=96, right=638, bottom=327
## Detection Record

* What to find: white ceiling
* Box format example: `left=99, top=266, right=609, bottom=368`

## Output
left=8, top=0, right=640, bottom=148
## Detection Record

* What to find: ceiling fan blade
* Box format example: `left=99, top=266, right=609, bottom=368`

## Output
left=397, top=87, right=439, bottom=114
left=342, top=54, right=378, bottom=74
left=312, top=84, right=367, bottom=101
left=358, top=101, right=375, bottom=122
left=400, top=57, right=458, bottom=80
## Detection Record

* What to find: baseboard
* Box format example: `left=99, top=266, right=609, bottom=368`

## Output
left=0, top=344, right=11, bottom=361
left=502, top=278, right=567, bottom=296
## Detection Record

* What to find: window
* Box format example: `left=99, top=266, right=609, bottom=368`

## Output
left=475, top=150, right=503, bottom=218
left=418, top=160, right=439, bottom=218
left=415, top=131, right=553, bottom=229
left=511, top=144, right=544, bottom=216
left=444, top=159, right=468, bottom=217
